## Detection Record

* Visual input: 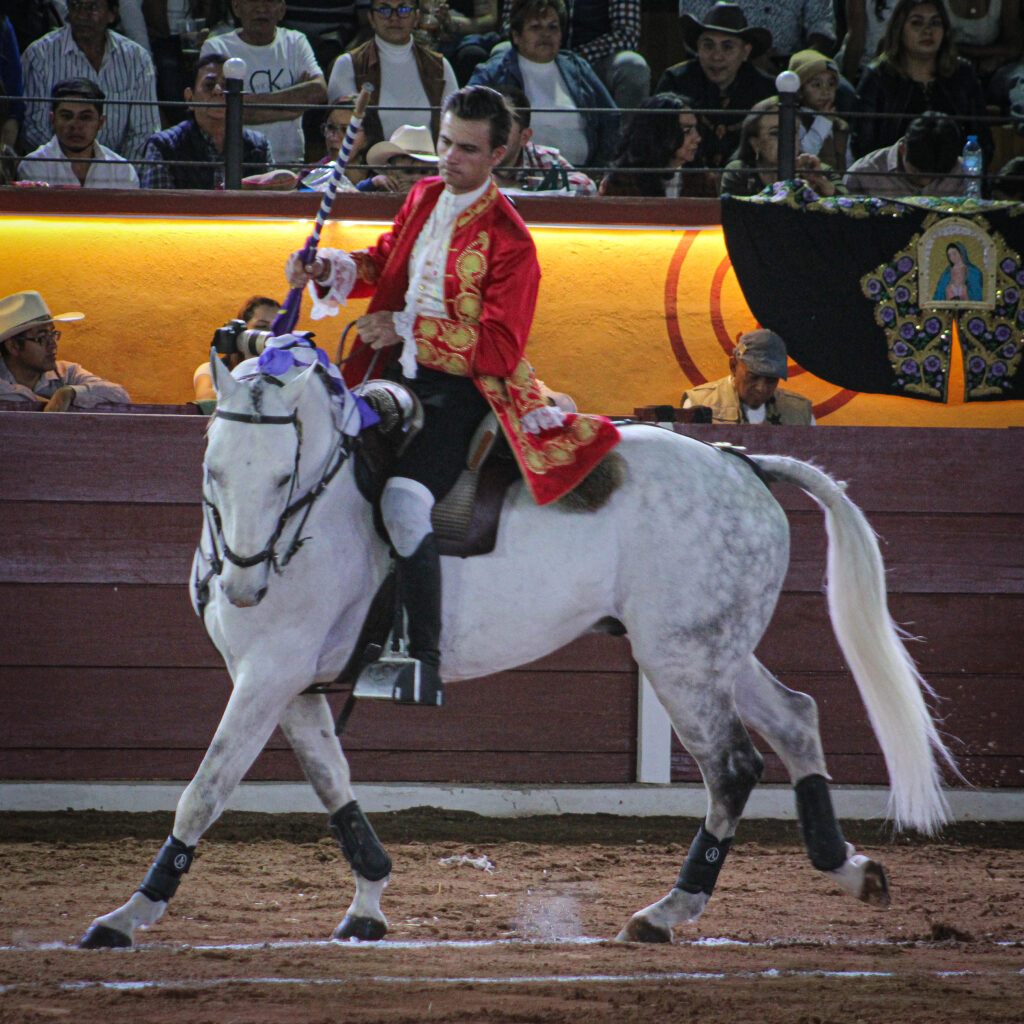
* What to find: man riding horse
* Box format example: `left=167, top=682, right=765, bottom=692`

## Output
left=287, top=84, right=619, bottom=706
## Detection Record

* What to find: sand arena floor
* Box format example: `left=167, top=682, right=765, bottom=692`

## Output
left=0, top=810, right=1021, bottom=1023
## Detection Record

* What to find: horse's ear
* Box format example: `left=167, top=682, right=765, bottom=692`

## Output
left=279, top=360, right=319, bottom=410
left=210, top=349, right=239, bottom=402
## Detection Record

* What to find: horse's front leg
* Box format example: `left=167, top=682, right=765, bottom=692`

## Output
left=278, top=693, right=391, bottom=941
left=79, top=667, right=299, bottom=949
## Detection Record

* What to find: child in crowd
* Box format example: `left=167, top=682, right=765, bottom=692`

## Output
left=788, top=49, right=851, bottom=173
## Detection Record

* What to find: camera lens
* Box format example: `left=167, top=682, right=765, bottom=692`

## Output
left=237, top=330, right=272, bottom=358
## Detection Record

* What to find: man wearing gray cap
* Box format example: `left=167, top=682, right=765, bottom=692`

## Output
left=681, top=328, right=814, bottom=424
left=0, top=291, right=130, bottom=411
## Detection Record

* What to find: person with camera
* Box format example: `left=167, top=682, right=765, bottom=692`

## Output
left=193, top=295, right=281, bottom=408
left=0, top=290, right=130, bottom=411
left=284, top=85, right=619, bottom=706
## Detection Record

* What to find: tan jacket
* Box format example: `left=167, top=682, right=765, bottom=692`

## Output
left=682, top=376, right=813, bottom=425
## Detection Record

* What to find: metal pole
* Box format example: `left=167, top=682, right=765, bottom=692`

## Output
left=223, top=57, right=246, bottom=190
left=775, top=70, right=800, bottom=183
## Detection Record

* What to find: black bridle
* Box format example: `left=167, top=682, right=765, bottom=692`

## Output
left=193, top=373, right=356, bottom=612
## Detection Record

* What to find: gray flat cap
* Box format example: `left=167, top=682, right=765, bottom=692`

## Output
left=733, top=329, right=789, bottom=379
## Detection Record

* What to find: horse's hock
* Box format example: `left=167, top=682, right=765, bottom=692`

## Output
left=0, top=411, right=1021, bottom=797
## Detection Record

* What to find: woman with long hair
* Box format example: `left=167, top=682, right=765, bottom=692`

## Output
left=720, top=96, right=846, bottom=196
left=852, top=0, right=990, bottom=160
left=598, top=92, right=711, bottom=197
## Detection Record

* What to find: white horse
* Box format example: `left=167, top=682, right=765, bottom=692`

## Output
left=79, top=356, right=955, bottom=949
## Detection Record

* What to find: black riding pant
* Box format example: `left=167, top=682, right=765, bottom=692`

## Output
left=391, top=366, right=490, bottom=501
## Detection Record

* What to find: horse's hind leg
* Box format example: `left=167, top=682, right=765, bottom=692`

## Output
left=79, top=676, right=297, bottom=949
left=733, top=656, right=890, bottom=907
left=618, top=675, right=764, bottom=943
left=278, top=693, right=391, bottom=941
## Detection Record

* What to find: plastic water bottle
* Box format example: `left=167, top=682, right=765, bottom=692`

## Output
left=962, top=135, right=983, bottom=198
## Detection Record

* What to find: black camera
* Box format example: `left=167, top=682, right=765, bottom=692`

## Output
left=212, top=319, right=273, bottom=359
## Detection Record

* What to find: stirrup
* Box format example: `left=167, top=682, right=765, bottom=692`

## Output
left=352, top=641, right=443, bottom=707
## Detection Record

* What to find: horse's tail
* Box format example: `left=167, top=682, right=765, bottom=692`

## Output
left=751, top=454, right=958, bottom=834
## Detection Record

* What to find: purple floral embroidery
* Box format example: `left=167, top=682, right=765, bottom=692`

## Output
left=923, top=355, right=942, bottom=373
left=881, top=307, right=896, bottom=323
left=867, top=278, right=882, bottom=295
left=923, top=317, right=941, bottom=333
left=1017, top=271, right=1024, bottom=285
left=899, top=322, right=916, bottom=340
left=897, top=256, right=914, bottom=273
left=893, top=340, right=910, bottom=356
left=883, top=267, right=898, bottom=285
left=995, top=324, right=1012, bottom=343
left=1001, top=342, right=1018, bottom=358
left=901, top=358, right=919, bottom=375
left=1001, top=258, right=1016, bottom=274
left=990, top=361, right=1007, bottom=377
left=967, top=317, right=985, bottom=336
left=969, top=356, right=987, bottom=374
left=1004, top=288, right=1018, bottom=304
left=894, top=286, right=910, bottom=303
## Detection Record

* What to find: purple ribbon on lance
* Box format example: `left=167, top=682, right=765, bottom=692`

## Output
left=256, top=334, right=379, bottom=432
left=272, top=84, right=375, bottom=339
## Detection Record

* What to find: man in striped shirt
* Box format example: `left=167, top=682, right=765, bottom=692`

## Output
left=21, top=0, right=160, bottom=162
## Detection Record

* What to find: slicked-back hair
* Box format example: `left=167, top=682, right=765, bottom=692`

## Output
left=443, top=85, right=512, bottom=152
left=50, top=77, right=106, bottom=115
left=508, top=0, right=567, bottom=39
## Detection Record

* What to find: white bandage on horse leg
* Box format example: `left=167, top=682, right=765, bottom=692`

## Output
left=381, top=476, right=435, bottom=557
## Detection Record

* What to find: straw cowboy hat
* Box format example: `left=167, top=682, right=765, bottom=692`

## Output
left=366, top=124, right=439, bottom=167
left=0, top=291, right=84, bottom=344
left=681, top=2, right=773, bottom=59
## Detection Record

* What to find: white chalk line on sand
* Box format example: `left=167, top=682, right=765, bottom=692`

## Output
left=1, top=967, right=1022, bottom=996
left=3, top=936, right=1022, bottom=954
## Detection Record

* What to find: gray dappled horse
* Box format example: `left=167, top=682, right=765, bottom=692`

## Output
left=80, top=358, right=954, bottom=948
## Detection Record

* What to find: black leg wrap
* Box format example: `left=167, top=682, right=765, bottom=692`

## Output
left=675, top=826, right=733, bottom=896
left=795, top=773, right=848, bottom=872
left=137, top=835, right=196, bottom=903
left=330, top=800, right=392, bottom=882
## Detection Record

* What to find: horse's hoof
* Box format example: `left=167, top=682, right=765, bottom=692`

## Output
left=858, top=859, right=891, bottom=907
left=79, top=923, right=133, bottom=949
left=333, top=915, right=387, bottom=942
left=615, top=915, right=672, bottom=943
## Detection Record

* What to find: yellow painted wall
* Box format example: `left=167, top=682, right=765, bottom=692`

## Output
left=3, top=212, right=1022, bottom=425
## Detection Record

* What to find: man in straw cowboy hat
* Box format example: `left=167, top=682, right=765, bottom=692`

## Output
left=0, top=291, right=129, bottom=411
left=657, top=3, right=776, bottom=172
left=359, top=123, right=439, bottom=192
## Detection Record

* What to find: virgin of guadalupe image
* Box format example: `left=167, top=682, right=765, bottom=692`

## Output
left=933, top=242, right=983, bottom=302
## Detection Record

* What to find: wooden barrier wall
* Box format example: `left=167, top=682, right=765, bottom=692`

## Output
left=1, top=411, right=1020, bottom=790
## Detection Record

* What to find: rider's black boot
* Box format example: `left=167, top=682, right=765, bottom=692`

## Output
left=394, top=533, right=443, bottom=706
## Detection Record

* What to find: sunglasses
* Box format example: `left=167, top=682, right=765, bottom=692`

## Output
left=20, top=328, right=61, bottom=345
left=372, top=5, right=416, bottom=18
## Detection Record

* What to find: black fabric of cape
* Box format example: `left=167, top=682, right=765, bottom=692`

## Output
left=721, top=186, right=1024, bottom=403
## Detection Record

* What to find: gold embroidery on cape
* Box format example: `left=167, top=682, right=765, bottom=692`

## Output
left=478, top=370, right=602, bottom=477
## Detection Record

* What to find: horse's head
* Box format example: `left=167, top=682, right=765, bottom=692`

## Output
left=204, top=353, right=337, bottom=608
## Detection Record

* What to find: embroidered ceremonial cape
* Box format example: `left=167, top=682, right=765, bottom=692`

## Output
left=341, top=177, right=620, bottom=505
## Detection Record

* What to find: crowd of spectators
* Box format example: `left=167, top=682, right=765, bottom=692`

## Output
left=2, top=0, right=1024, bottom=196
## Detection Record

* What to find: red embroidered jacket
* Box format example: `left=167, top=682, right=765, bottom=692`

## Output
left=341, top=177, right=619, bottom=505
